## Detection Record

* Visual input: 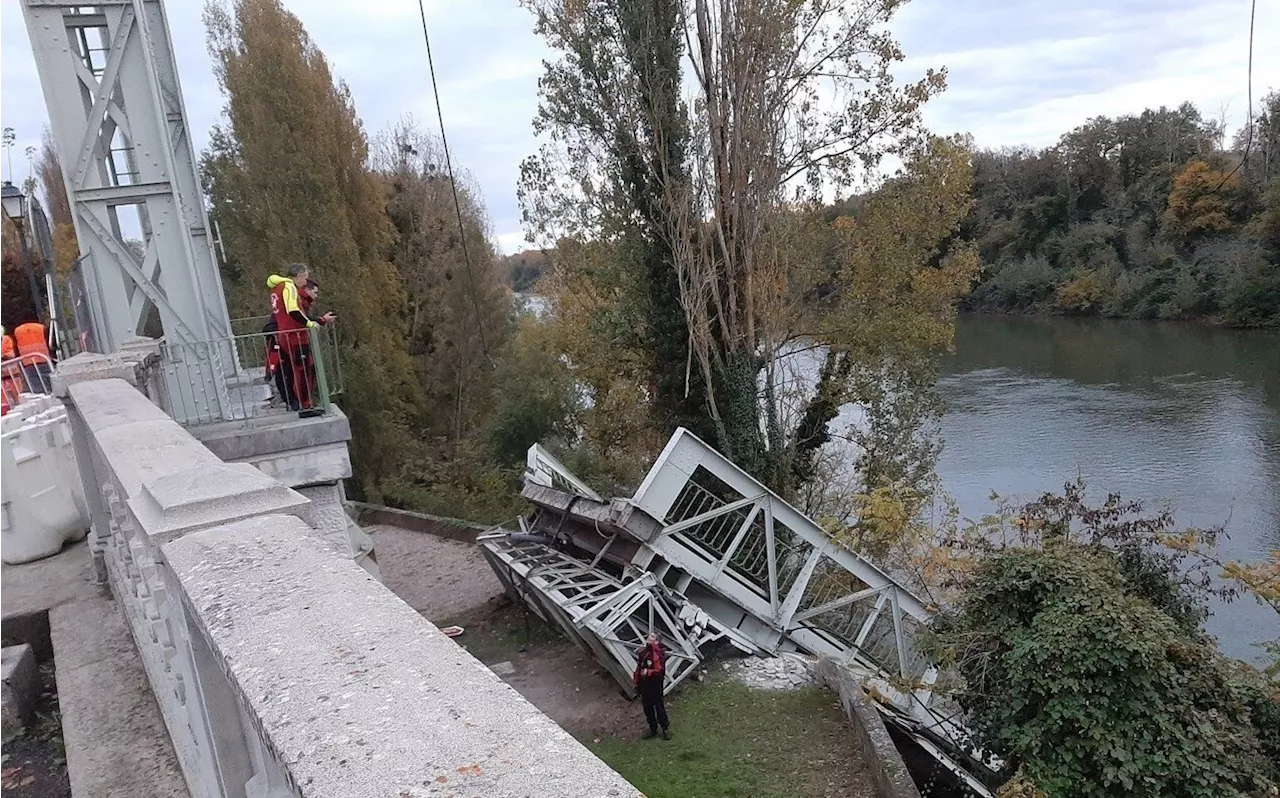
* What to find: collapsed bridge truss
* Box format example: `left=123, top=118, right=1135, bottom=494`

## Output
left=480, top=428, right=996, bottom=794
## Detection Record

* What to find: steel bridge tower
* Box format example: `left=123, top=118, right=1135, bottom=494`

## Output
left=21, top=0, right=232, bottom=354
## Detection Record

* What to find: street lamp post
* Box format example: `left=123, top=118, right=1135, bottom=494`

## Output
left=1, top=180, right=48, bottom=325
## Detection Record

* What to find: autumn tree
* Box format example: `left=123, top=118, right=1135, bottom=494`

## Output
left=373, top=118, right=513, bottom=445
left=35, top=128, right=80, bottom=282
left=201, top=0, right=422, bottom=499
left=1162, top=159, right=1241, bottom=245
left=523, top=0, right=967, bottom=500
left=539, top=236, right=666, bottom=479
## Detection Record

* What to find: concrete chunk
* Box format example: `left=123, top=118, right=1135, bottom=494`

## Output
left=1, top=643, right=38, bottom=735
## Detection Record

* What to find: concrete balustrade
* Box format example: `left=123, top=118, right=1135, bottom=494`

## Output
left=56, top=369, right=641, bottom=798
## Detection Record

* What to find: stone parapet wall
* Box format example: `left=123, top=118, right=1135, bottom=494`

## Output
left=165, top=516, right=641, bottom=798
left=65, top=377, right=311, bottom=798
left=61, top=375, right=640, bottom=798
left=813, top=657, right=923, bottom=798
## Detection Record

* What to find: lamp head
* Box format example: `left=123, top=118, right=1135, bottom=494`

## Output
left=1, top=181, right=27, bottom=226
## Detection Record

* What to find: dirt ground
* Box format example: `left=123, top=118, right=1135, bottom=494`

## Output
left=368, top=523, right=639, bottom=735
left=366, top=524, right=505, bottom=621
left=1, top=661, right=70, bottom=798
left=504, top=643, right=640, bottom=739
left=450, top=602, right=642, bottom=739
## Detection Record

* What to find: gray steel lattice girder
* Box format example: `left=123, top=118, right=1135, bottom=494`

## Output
left=22, top=0, right=232, bottom=351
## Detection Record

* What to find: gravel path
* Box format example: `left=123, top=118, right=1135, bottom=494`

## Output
left=366, top=524, right=505, bottom=622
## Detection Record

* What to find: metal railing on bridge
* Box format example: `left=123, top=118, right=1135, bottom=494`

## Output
left=158, top=319, right=343, bottom=428
left=2, top=352, right=55, bottom=414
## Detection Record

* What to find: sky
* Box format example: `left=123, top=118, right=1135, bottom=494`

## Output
left=1, top=0, right=1275, bottom=255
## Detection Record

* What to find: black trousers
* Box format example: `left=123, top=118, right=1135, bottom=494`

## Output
left=639, top=678, right=668, bottom=730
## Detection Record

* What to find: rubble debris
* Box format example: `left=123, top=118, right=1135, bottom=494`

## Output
left=490, top=661, right=516, bottom=676
left=727, top=654, right=817, bottom=691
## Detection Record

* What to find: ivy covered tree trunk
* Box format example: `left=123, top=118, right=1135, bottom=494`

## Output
left=523, top=0, right=970, bottom=502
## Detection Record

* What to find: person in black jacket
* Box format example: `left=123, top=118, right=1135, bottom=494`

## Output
left=634, top=633, right=671, bottom=740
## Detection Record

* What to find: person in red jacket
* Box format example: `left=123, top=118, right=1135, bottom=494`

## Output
left=266, top=264, right=334, bottom=417
left=634, top=633, right=671, bottom=740
left=263, top=278, right=322, bottom=407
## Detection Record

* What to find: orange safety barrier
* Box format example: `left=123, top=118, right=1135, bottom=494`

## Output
left=14, top=323, right=49, bottom=365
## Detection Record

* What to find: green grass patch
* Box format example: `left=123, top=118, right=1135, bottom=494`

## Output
left=585, top=674, right=864, bottom=798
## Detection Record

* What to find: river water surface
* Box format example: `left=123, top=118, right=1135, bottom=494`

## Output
left=937, top=314, right=1280, bottom=662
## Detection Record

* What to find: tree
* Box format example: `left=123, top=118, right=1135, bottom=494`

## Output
left=201, top=0, right=422, bottom=499
left=373, top=117, right=513, bottom=445
left=1163, top=160, right=1241, bottom=245
left=523, top=0, right=964, bottom=500
left=519, top=0, right=704, bottom=448
left=1, top=221, right=40, bottom=326
left=486, top=314, right=580, bottom=467
left=804, top=136, right=978, bottom=500
left=35, top=128, right=79, bottom=277
left=36, top=128, right=71, bottom=228
left=961, top=99, right=1279, bottom=326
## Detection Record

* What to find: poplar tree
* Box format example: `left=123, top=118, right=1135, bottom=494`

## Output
left=373, top=119, right=514, bottom=445
left=522, top=0, right=968, bottom=498
left=202, top=0, right=422, bottom=499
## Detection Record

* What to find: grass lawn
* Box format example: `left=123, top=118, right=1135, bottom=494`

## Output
left=584, top=674, right=872, bottom=798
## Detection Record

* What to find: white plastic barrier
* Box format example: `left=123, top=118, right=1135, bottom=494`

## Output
left=1, top=393, right=89, bottom=564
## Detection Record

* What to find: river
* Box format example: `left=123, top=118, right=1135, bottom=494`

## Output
left=937, top=314, right=1280, bottom=662
left=521, top=295, right=1278, bottom=661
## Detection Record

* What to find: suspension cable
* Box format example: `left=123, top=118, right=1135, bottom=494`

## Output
left=1213, top=0, right=1256, bottom=192
left=415, top=0, right=493, bottom=363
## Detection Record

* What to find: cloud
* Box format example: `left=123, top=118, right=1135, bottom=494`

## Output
left=897, top=0, right=1278, bottom=147
left=2, top=0, right=1274, bottom=255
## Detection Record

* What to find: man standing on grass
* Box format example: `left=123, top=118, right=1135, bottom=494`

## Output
left=634, top=633, right=671, bottom=740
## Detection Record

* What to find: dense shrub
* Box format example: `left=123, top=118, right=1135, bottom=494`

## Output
left=937, top=544, right=1277, bottom=798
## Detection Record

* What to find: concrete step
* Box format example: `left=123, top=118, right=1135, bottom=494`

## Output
left=50, top=591, right=188, bottom=798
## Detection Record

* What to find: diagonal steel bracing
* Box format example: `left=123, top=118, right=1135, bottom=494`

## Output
left=477, top=534, right=725, bottom=696
left=22, top=0, right=232, bottom=352
left=489, top=427, right=998, bottom=792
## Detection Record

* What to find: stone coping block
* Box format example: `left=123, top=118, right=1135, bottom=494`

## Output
left=189, top=407, right=351, bottom=463
left=70, top=378, right=171, bottom=431
left=53, top=354, right=149, bottom=397
left=163, top=515, right=643, bottom=798
left=814, top=657, right=923, bottom=798
left=129, top=462, right=310, bottom=546
left=1, top=643, right=38, bottom=735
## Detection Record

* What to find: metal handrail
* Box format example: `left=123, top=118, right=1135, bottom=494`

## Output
left=230, top=316, right=343, bottom=397
left=1, top=352, right=55, bottom=410
left=158, top=324, right=341, bottom=427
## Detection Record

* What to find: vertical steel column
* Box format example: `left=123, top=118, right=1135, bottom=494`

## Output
left=22, top=0, right=234, bottom=420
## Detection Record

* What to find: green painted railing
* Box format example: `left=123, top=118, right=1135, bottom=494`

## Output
left=158, top=319, right=343, bottom=427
